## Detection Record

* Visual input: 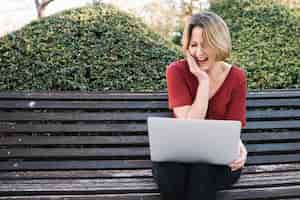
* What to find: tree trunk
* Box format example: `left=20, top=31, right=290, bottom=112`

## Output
left=34, top=0, right=55, bottom=18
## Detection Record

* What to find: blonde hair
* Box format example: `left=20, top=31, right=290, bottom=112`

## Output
left=182, top=11, right=231, bottom=61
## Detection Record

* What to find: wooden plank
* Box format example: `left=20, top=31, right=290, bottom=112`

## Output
left=245, top=120, right=300, bottom=130
left=217, top=185, right=300, bottom=199
left=2, top=163, right=300, bottom=179
left=236, top=171, right=300, bottom=188
left=0, top=147, right=150, bottom=158
left=1, top=153, right=300, bottom=171
left=1, top=172, right=300, bottom=194
left=0, top=191, right=299, bottom=200
left=247, top=154, right=300, bottom=165
left=0, top=92, right=168, bottom=100
left=0, top=169, right=153, bottom=179
left=0, top=193, right=160, bottom=200
left=1, top=131, right=300, bottom=145
left=0, top=98, right=300, bottom=110
left=0, top=178, right=157, bottom=195
left=0, top=160, right=152, bottom=171
left=246, top=109, right=300, bottom=120
left=0, top=89, right=300, bottom=100
left=242, top=131, right=300, bottom=142
left=247, top=89, right=300, bottom=98
left=244, top=163, right=300, bottom=174
left=0, top=136, right=149, bottom=145
left=0, top=112, right=171, bottom=122
left=1, top=109, right=299, bottom=122
left=246, top=143, right=300, bottom=153
left=1, top=170, right=300, bottom=188
left=0, top=189, right=300, bottom=200
left=0, top=120, right=299, bottom=133
left=0, top=123, right=146, bottom=133
left=247, top=98, right=300, bottom=107
left=2, top=142, right=300, bottom=158
left=0, top=101, right=168, bottom=110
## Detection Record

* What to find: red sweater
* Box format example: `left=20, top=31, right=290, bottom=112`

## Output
left=166, top=59, right=247, bottom=128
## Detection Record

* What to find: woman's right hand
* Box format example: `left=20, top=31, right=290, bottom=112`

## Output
left=186, top=52, right=209, bottom=83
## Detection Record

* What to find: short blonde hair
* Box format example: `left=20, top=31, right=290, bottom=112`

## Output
left=182, top=11, right=231, bottom=61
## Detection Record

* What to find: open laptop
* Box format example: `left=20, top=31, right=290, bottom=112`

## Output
left=147, top=117, right=241, bottom=165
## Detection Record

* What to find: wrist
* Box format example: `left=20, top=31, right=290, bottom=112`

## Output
left=198, top=78, right=210, bottom=87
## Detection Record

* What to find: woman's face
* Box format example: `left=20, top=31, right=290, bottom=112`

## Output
left=188, top=26, right=217, bottom=71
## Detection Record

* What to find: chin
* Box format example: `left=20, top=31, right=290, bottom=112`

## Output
left=199, top=64, right=210, bottom=71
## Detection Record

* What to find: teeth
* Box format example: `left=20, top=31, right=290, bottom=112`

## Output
left=198, top=58, right=207, bottom=62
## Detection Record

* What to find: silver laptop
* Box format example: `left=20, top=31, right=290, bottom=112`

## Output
left=147, top=117, right=241, bottom=165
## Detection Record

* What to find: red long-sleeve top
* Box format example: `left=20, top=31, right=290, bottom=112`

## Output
left=166, top=59, right=247, bottom=128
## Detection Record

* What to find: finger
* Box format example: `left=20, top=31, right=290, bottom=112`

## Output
left=230, top=160, right=245, bottom=169
left=230, top=163, right=244, bottom=171
left=230, top=158, right=243, bottom=165
left=232, top=160, right=245, bottom=167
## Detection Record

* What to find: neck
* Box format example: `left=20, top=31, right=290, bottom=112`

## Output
left=207, top=61, right=225, bottom=81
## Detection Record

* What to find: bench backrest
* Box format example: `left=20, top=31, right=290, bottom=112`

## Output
left=1, top=90, right=300, bottom=171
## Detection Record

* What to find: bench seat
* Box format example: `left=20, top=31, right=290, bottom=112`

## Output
left=1, top=89, right=300, bottom=199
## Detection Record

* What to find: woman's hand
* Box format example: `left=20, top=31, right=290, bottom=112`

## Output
left=186, top=52, right=209, bottom=83
left=229, top=140, right=247, bottom=171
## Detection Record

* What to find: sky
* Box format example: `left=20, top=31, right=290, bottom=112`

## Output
left=0, top=0, right=152, bottom=36
left=0, top=0, right=208, bottom=37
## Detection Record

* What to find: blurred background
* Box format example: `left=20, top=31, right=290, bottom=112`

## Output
left=0, top=0, right=299, bottom=91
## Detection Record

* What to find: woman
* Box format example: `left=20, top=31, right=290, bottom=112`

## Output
left=152, top=11, right=248, bottom=200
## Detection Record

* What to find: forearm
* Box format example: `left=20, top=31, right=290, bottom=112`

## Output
left=186, top=83, right=209, bottom=119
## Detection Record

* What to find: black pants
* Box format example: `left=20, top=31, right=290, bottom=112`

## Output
left=152, top=162, right=242, bottom=200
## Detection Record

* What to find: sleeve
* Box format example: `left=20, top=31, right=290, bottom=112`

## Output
left=225, top=70, right=247, bottom=128
left=166, top=64, right=192, bottom=110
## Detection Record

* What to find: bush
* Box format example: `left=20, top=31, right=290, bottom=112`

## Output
left=0, top=3, right=182, bottom=91
left=211, top=0, right=300, bottom=89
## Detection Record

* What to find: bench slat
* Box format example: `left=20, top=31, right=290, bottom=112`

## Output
left=242, top=131, right=300, bottom=142
left=0, top=101, right=168, bottom=110
left=0, top=90, right=300, bottom=100
left=0, top=136, right=148, bottom=145
left=0, top=193, right=160, bottom=200
left=0, top=160, right=152, bottom=171
left=0, top=192, right=299, bottom=200
left=1, top=163, right=300, bottom=179
left=0, top=124, right=146, bottom=133
left=0, top=99, right=300, bottom=110
left=218, top=185, right=300, bottom=199
left=0, top=191, right=299, bottom=200
left=1, top=120, right=299, bottom=133
left=1, top=142, right=300, bottom=158
left=0, top=147, right=150, bottom=158
left=1, top=109, right=300, bottom=122
left=0, top=112, right=171, bottom=122
left=1, top=172, right=300, bottom=195
left=1, top=171, right=300, bottom=188
left=1, top=153, right=300, bottom=171
left=2, top=132, right=300, bottom=145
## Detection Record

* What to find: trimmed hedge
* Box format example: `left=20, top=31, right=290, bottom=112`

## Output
left=211, top=0, right=300, bottom=89
left=1, top=1, right=299, bottom=91
left=0, top=4, right=182, bottom=91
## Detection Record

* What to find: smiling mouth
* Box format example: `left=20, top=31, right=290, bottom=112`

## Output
left=196, top=57, right=209, bottom=63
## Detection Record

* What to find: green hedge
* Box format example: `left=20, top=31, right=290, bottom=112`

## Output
left=1, top=1, right=299, bottom=91
left=0, top=4, right=182, bottom=91
left=211, top=0, right=300, bottom=89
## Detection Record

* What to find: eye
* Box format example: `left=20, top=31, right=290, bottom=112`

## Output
left=190, top=43, right=197, bottom=47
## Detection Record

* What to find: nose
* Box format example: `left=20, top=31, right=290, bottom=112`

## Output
left=195, top=46, right=204, bottom=57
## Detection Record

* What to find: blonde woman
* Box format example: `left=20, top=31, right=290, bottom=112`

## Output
left=152, top=11, right=248, bottom=200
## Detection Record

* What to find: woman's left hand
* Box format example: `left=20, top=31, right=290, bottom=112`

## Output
left=229, top=140, right=247, bottom=171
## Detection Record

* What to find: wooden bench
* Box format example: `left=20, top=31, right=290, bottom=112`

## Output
left=0, top=89, right=300, bottom=200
